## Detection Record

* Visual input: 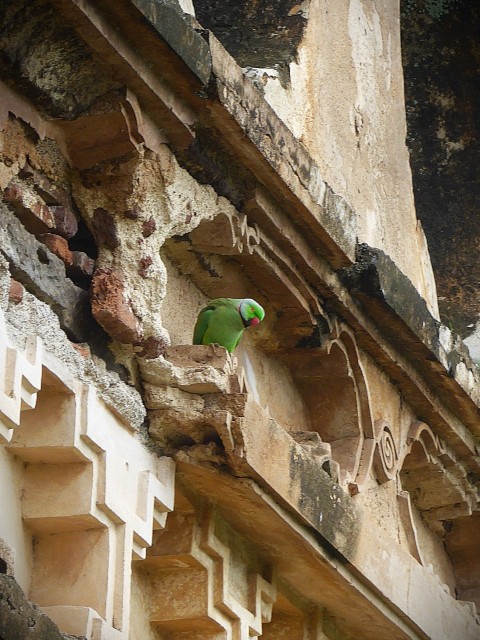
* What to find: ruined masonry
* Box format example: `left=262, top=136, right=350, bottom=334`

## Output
left=0, top=1, right=479, bottom=640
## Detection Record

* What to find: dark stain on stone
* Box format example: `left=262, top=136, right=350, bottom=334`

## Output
left=194, top=0, right=308, bottom=72
left=178, top=123, right=255, bottom=210
left=0, top=0, right=120, bottom=119
left=194, top=250, right=220, bottom=278
left=125, top=207, right=141, bottom=220
left=340, top=243, right=441, bottom=354
left=288, top=443, right=359, bottom=561
left=401, top=2, right=480, bottom=335
left=0, top=573, right=68, bottom=639
left=142, top=217, right=156, bottom=238
left=92, top=207, right=120, bottom=250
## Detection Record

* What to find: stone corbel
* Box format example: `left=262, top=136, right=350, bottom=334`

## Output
left=398, top=421, right=479, bottom=536
left=189, top=209, right=261, bottom=256
left=142, top=344, right=248, bottom=452
left=0, top=309, right=42, bottom=443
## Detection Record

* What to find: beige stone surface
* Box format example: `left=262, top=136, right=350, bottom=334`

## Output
left=0, top=2, right=479, bottom=640
left=257, top=0, right=439, bottom=316
left=0, top=299, right=175, bottom=637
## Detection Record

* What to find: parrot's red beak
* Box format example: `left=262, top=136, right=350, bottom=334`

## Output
left=250, top=317, right=260, bottom=327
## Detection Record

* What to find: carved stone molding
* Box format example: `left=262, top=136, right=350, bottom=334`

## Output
left=189, top=209, right=261, bottom=256
left=0, top=310, right=42, bottom=443
left=0, top=307, right=175, bottom=639
left=354, top=419, right=399, bottom=490
left=286, top=324, right=373, bottom=487
left=373, top=420, right=399, bottom=484
left=166, top=199, right=330, bottom=350
left=399, top=421, right=479, bottom=536
left=143, top=503, right=277, bottom=639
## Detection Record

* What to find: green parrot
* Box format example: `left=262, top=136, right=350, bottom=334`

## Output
left=193, top=298, right=265, bottom=353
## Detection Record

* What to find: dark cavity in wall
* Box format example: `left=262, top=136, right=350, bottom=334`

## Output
left=401, top=0, right=480, bottom=336
left=194, top=0, right=308, bottom=81
left=0, top=0, right=120, bottom=119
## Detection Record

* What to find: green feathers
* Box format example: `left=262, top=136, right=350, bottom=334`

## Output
left=193, top=298, right=265, bottom=353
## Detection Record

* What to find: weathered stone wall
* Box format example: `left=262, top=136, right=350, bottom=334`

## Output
left=402, top=0, right=480, bottom=337
left=0, top=0, right=479, bottom=639
left=202, top=0, right=440, bottom=318
left=0, top=574, right=72, bottom=640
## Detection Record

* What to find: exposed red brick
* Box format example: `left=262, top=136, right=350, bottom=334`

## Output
left=70, top=251, right=95, bottom=277
left=124, top=207, right=140, bottom=220
left=70, top=342, right=91, bottom=358
left=91, top=268, right=141, bottom=344
left=8, top=280, right=24, bottom=304
left=142, top=217, right=156, bottom=237
left=4, top=183, right=55, bottom=235
left=31, top=202, right=56, bottom=228
left=137, top=335, right=169, bottom=359
left=39, top=234, right=73, bottom=266
left=4, top=181, right=78, bottom=239
left=19, top=162, right=73, bottom=209
left=138, top=256, right=153, bottom=278
left=50, top=205, right=78, bottom=239
left=93, top=208, right=120, bottom=249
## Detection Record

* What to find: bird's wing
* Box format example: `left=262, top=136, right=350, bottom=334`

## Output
left=203, top=304, right=243, bottom=352
left=193, top=307, right=214, bottom=344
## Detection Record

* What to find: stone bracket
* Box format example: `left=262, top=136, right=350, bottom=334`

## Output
left=0, top=310, right=42, bottom=443
left=1, top=315, right=175, bottom=639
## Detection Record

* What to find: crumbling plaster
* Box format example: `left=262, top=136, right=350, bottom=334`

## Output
left=153, top=256, right=467, bottom=613
left=0, top=1, right=479, bottom=638
left=245, top=0, right=439, bottom=318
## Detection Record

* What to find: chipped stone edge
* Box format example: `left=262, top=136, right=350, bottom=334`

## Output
left=340, top=244, right=480, bottom=421
left=0, top=255, right=145, bottom=429
left=126, top=0, right=357, bottom=268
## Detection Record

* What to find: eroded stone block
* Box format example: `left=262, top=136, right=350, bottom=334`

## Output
left=0, top=203, right=90, bottom=341
left=91, top=267, right=141, bottom=344
left=139, top=344, right=238, bottom=394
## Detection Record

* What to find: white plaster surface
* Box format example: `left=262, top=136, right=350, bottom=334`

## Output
left=253, top=0, right=439, bottom=317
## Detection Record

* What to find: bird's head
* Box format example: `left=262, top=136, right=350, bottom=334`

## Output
left=238, top=298, right=265, bottom=328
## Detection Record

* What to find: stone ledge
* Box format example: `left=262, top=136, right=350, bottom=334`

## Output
left=175, top=456, right=480, bottom=640
left=129, top=0, right=212, bottom=84
left=340, top=244, right=480, bottom=438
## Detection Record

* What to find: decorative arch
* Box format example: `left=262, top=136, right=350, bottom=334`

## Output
left=287, top=323, right=373, bottom=484
left=398, top=421, right=477, bottom=535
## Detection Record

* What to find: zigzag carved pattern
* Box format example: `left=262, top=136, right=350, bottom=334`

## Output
left=0, top=309, right=42, bottom=442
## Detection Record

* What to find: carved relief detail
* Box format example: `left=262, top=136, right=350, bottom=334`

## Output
left=144, top=504, right=276, bottom=639
left=189, top=210, right=261, bottom=256
left=0, top=309, right=175, bottom=639
left=373, top=420, right=399, bottom=484
left=398, top=421, right=479, bottom=535
left=0, top=310, right=42, bottom=443
left=291, top=323, right=374, bottom=488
